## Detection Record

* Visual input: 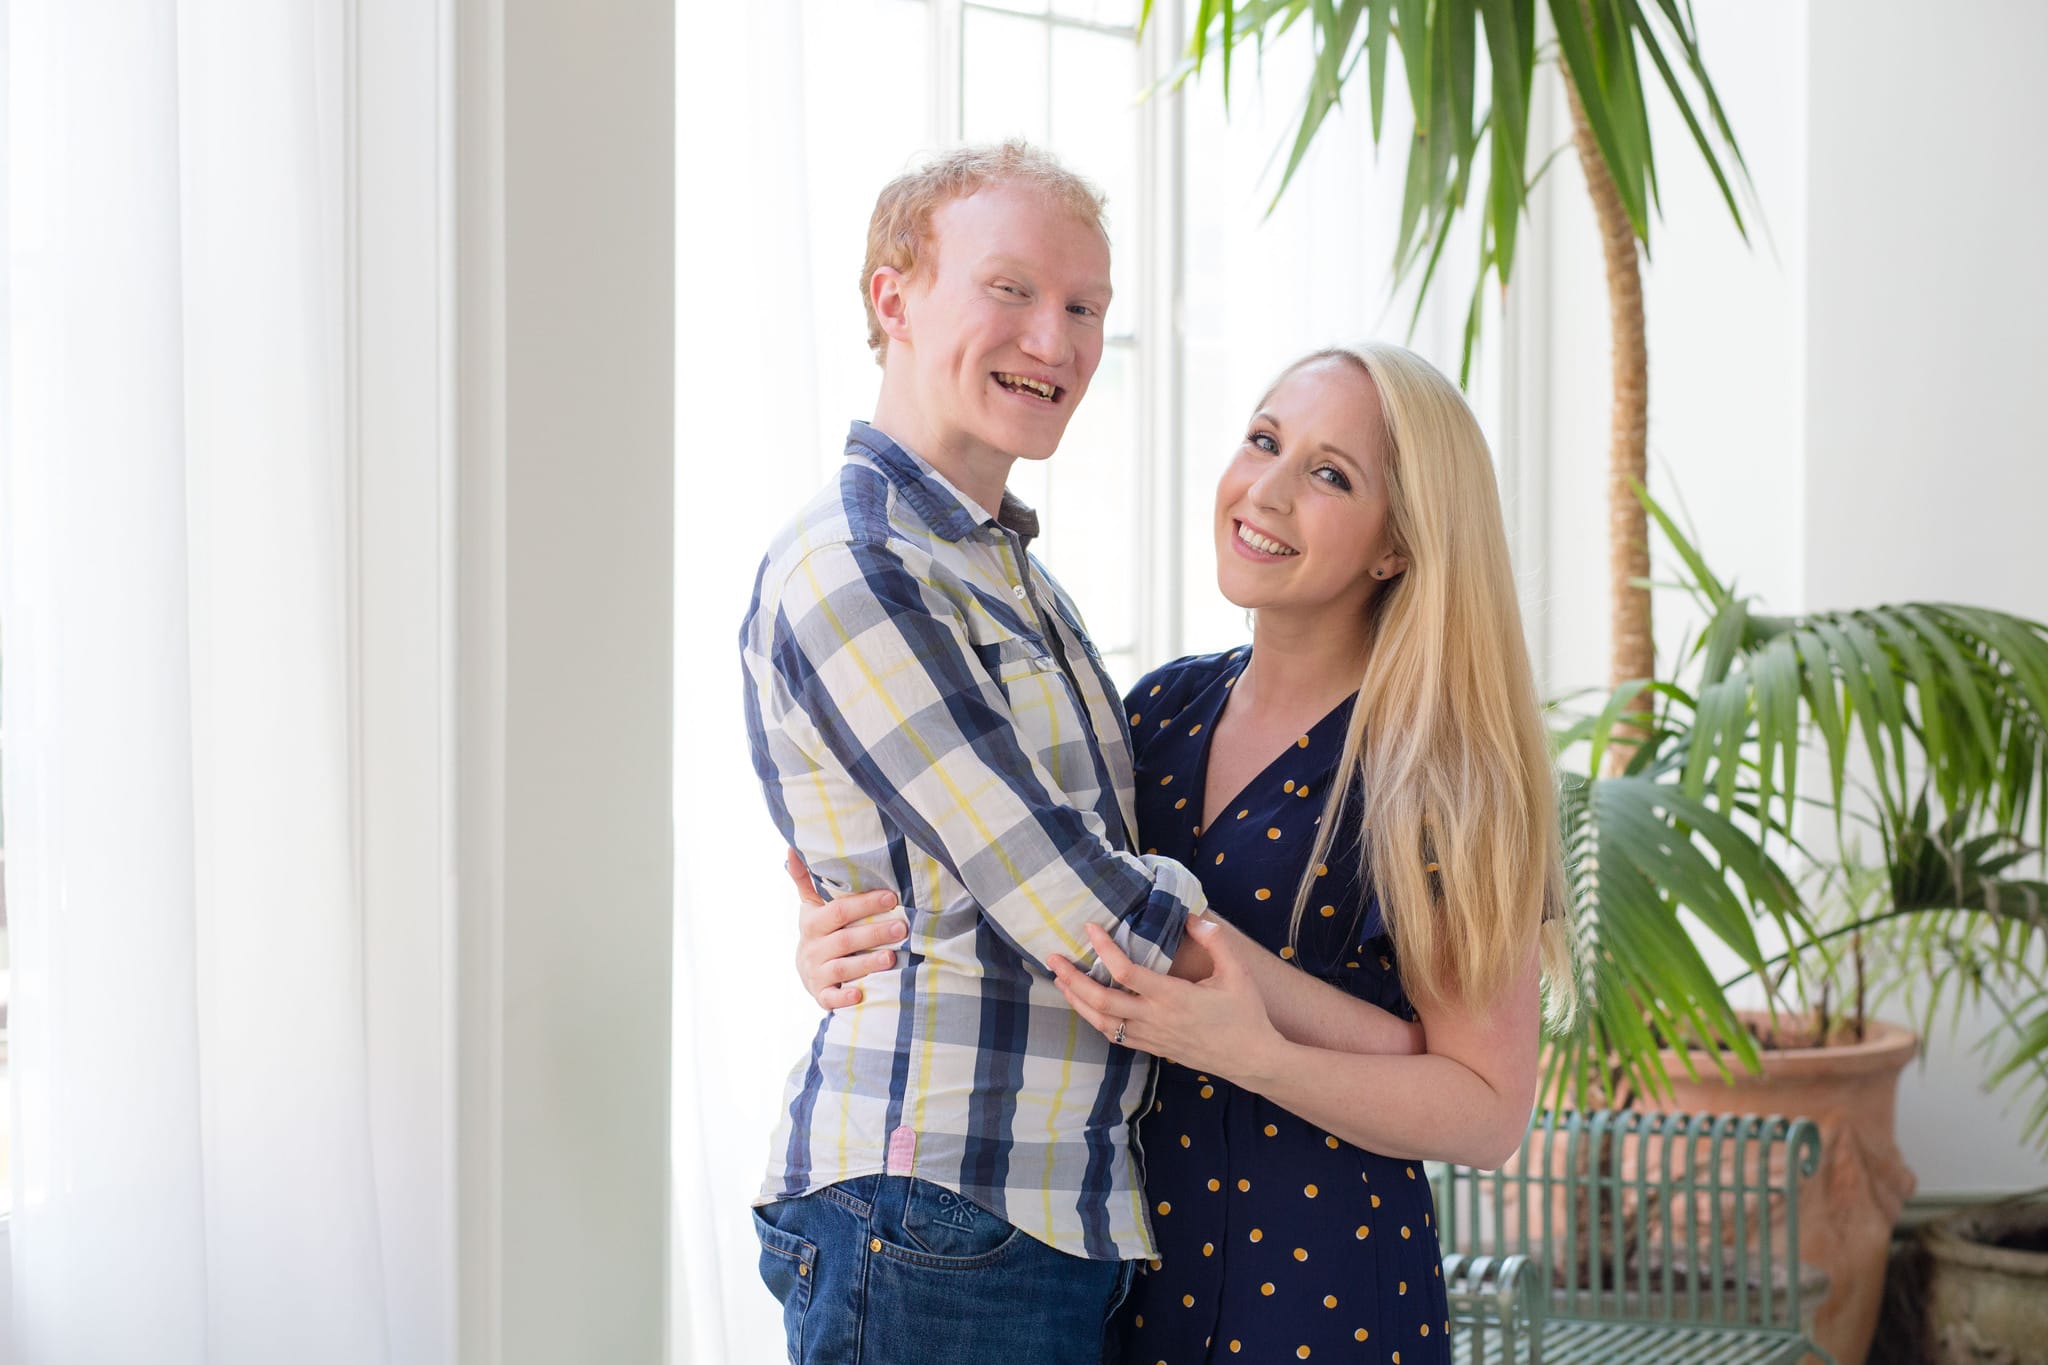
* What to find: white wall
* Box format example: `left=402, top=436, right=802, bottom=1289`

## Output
left=1803, top=0, right=2048, bottom=1194
left=1532, top=0, right=2047, bottom=1194
left=1533, top=1, right=1808, bottom=700
left=455, top=1, right=676, bottom=1360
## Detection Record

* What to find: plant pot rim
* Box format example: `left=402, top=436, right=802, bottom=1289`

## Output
left=1655, top=1014, right=1919, bottom=1083
left=1925, top=1201, right=2048, bottom=1279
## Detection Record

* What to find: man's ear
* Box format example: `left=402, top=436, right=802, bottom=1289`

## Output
left=871, top=267, right=913, bottom=348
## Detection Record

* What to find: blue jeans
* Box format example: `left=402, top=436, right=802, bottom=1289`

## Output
left=752, top=1175, right=1135, bottom=1365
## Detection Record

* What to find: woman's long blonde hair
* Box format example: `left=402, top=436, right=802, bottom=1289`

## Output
left=1281, top=343, right=1577, bottom=1023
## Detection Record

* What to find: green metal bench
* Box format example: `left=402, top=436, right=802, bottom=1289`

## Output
left=1435, top=1109, right=1832, bottom=1364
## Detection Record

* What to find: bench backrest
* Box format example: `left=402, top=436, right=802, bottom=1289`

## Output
left=1433, top=1109, right=1824, bottom=1332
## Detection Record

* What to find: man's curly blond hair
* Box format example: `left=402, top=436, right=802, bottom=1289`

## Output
left=861, top=140, right=1109, bottom=364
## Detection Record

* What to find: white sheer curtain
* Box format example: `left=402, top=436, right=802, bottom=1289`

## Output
left=2, top=4, right=392, bottom=1361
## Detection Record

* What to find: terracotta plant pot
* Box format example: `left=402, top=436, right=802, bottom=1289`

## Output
left=1645, top=1015, right=1919, bottom=1365
left=1922, top=1198, right=2048, bottom=1364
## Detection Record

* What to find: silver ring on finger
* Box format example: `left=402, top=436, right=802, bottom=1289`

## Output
left=1112, top=1020, right=1127, bottom=1046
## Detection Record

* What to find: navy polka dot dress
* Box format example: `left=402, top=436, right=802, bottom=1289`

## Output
left=1113, top=650, right=1450, bottom=1365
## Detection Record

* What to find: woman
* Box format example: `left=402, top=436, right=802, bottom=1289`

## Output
left=794, top=343, right=1576, bottom=1363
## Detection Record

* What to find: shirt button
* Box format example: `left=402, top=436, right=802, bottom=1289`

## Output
left=1012, top=585, right=1027, bottom=599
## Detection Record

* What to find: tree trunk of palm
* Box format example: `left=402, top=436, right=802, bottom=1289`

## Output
left=1565, top=68, right=1653, bottom=773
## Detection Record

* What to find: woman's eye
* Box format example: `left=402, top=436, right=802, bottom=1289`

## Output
left=1314, top=466, right=1352, bottom=491
left=1250, top=432, right=1278, bottom=454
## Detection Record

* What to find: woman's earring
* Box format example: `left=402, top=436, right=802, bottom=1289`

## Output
left=1372, top=568, right=1387, bottom=579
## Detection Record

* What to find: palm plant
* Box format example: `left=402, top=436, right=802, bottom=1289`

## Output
left=1549, top=488, right=2048, bottom=1148
left=1141, top=0, right=1754, bottom=725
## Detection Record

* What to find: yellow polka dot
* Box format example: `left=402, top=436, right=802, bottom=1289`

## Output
left=1180, top=1134, right=1191, bottom=1148
left=1304, top=1184, right=1319, bottom=1198
left=1183, top=1294, right=1195, bottom=1307
left=1230, top=1343, right=1241, bottom=1354
left=1325, top=1136, right=1339, bottom=1149
left=1371, top=1195, right=1381, bottom=1207
left=1297, top=1349, right=1311, bottom=1360
left=1297, top=786, right=1312, bottom=799
left=1145, top=847, right=1158, bottom=855
left=1174, top=797, right=1187, bottom=809
left=1208, top=1178, right=1220, bottom=1191
left=1203, top=1242, right=1214, bottom=1256
left=1157, top=1201, right=1171, bottom=1215
left=1315, top=863, right=1329, bottom=877
left=1130, top=713, right=1141, bottom=724
left=1323, top=1295, right=1338, bottom=1308
left=1297, top=736, right=1310, bottom=748
left=1401, top=1226, right=1412, bottom=1239
left=1214, top=853, right=1225, bottom=864
left=1399, top=1281, right=1408, bottom=1294
left=1189, top=723, right=1202, bottom=734
left=1346, top=961, right=1360, bottom=968
left=1236, top=809, right=1248, bottom=820
left=1260, top=1282, right=1275, bottom=1296
left=1421, top=1324, right=1430, bottom=1337
left=1200, top=1085, right=1214, bottom=1099
left=1197, top=1074, right=1209, bottom=1082
left=1283, top=780, right=1296, bottom=793
left=1393, top=1353, right=1401, bottom=1363
left=1406, top=1166, right=1417, bottom=1178
left=1355, top=1329, right=1369, bottom=1342
left=1160, top=774, right=1173, bottom=785
left=1193, top=826, right=1202, bottom=836
left=1319, top=904, right=1336, bottom=918
left=1263, top=1124, right=1278, bottom=1137
left=1355, top=1226, right=1369, bottom=1239
left=1279, top=946, right=1296, bottom=960
left=1149, top=1258, right=1163, bottom=1271
left=1249, top=1228, right=1263, bottom=1242
left=1135, top=1316, right=1144, bottom=1328
left=1255, top=887, right=1271, bottom=901
left=1150, top=684, right=1162, bottom=695
left=1238, top=1178, right=1251, bottom=1192
left=1292, top=1247, right=1308, bottom=1262
left=1160, top=718, right=1171, bottom=727
left=1267, top=827, right=1282, bottom=840
left=1380, top=956, right=1392, bottom=969
left=1225, top=676, right=1236, bottom=686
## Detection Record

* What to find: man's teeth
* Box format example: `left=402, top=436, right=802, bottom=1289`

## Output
left=995, top=373, right=1056, bottom=401
left=1237, top=522, right=1298, bottom=556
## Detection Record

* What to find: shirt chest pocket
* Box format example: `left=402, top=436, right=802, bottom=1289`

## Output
left=965, top=617, right=1077, bottom=773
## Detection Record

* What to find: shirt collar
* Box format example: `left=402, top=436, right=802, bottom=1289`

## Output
left=846, top=420, right=1041, bottom=546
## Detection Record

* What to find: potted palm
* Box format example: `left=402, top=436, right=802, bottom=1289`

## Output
left=1542, top=491, right=2048, bottom=1364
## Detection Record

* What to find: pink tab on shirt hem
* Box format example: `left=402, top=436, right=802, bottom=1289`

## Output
left=886, top=1126, right=917, bottom=1175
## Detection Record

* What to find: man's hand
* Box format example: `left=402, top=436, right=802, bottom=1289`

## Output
left=1049, top=918, right=1287, bottom=1083
left=787, top=849, right=907, bottom=1010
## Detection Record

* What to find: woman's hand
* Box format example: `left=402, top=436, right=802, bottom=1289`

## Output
left=1048, top=917, right=1286, bottom=1084
left=786, top=850, right=907, bottom=1010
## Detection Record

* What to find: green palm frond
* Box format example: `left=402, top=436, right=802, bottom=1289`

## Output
left=1546, top=489, right=2048, bottom=1148
left=1139, top=0, right=1752, bottom=379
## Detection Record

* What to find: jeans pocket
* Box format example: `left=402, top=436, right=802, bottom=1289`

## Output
left=752, top=1205, right=817, bottom=1363
left=886, top=1177, right=1021, bottom=1263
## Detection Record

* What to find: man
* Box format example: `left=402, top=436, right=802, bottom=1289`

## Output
left=739, top=141, right=1211, bottom=1363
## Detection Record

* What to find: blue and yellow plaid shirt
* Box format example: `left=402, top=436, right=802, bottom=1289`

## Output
left=741, top=421, right=1207, bottom=1261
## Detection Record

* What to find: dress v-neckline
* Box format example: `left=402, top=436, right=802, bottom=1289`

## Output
left=1189, top=657, right=1358, bottom=838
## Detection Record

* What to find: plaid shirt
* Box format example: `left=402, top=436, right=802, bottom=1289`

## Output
left=741, top=421, right=1206, bottom=1261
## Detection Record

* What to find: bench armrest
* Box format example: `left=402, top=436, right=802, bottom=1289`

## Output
left=1443, top=1251, right=1544, bottom=1364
